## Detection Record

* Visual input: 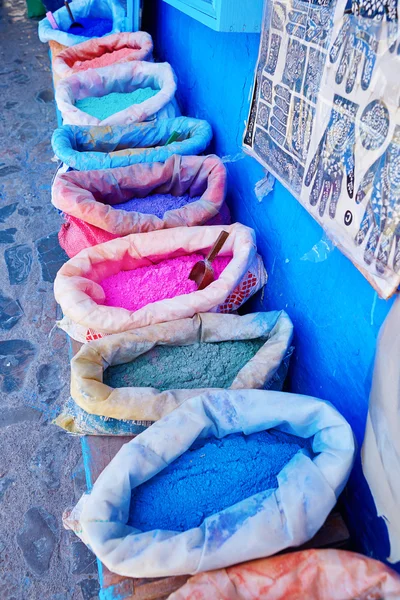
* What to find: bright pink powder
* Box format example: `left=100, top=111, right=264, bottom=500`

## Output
left=100, top=254, right=231, bottom=311
left=73, top=47, right=135, bottom=72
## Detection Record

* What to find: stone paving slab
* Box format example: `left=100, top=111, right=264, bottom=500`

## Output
left=0, top=1, right=99, bottom=598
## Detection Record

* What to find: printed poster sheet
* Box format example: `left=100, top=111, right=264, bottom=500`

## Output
left=244, top=0, right=400, bottom=299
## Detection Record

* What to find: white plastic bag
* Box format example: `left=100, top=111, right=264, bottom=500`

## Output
left=64, top=389, right=355, bottom=578
left=55, top=61, right=178, bottom=126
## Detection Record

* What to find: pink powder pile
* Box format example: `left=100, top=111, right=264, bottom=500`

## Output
left=100, top=253, right=232, bottom=311
left=73, top=47, right=135, bottom=72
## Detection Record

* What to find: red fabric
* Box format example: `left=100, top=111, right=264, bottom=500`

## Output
left=59, top=215, right=116, bottom=258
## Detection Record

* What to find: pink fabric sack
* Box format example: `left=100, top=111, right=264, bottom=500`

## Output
left=53, top=32, right=153, bottom=80
left=52, top=155, right=230, bottom=257
left=59, top=207, right=231, bottom=258
left=54, top=223, right=268, bottom=342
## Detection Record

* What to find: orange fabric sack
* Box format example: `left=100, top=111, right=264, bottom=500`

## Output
left=53, top=32, right=153, bottom=80
left=169, top=549, right=400, bottom=600
left=54, top=223, right=267, bottom=342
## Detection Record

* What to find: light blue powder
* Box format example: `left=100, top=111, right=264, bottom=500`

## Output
left=104, top=340, right=265, bottom=391
left=76, top=88, right=158, bottom=121
left=112, top=193, right=202, bottom=219
left=128, top=430, right=314, bottom=532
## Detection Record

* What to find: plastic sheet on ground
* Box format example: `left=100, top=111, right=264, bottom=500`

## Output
left=53, top=32, right=153, bottom=80
left=51, top=118, right=213, bottom=171
left=63, top=389, right=355, bottom=578
left=64, top=311, right=293, bottom=422
left=38, top=0, right=125, bottom=47
left=52, top=154, right=228, bottom=256
left=55, top=61, right=178, bottom=126
left=168, top=549, right=400, bottom=599
left=54, top=223, right=268, bottom=342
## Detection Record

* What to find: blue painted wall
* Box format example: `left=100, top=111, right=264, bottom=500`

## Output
left=144, top=0, right=397, bottom=567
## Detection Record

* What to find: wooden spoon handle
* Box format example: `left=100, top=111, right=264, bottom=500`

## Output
left=64, top=1, right=75, bottom=24
left=206, top=231, right=229, bottom=263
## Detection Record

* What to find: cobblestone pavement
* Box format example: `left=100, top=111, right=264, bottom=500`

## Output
left=0, top=1, right=99, bottom=598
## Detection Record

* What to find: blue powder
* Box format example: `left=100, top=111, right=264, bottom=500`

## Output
left=76, top=88, right=158, bottom=121
left=112, top=193, right=202, bottom=219
left=66, top=17, right=112, bottom=38
left=128, top=429, right=314, bottom=532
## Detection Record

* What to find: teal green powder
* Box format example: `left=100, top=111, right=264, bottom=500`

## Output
left=75, top=87, right=158, bottom=121
left=104, top=339, right=265, bottom=390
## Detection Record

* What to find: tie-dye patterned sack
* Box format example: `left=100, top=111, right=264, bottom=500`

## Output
left=169, top=549, right=400, bottom=600
left=52, top=155, right=230, bottom=257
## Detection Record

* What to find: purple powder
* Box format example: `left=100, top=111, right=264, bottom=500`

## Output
left=112, top=193, right=202, bottom=219
left=66, top=17, right=112, bottom=38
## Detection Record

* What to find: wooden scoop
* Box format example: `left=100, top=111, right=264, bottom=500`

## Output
left=64, top=1, right=84, bottom=29
left=189, top=231, right=229, bottom=290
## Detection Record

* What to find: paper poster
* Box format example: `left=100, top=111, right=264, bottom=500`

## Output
left=244, top=0, right=400, bottom=299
